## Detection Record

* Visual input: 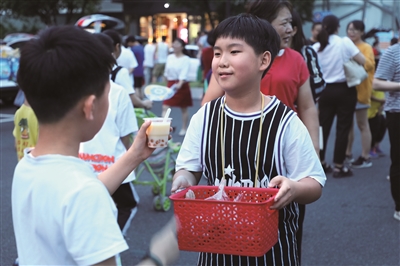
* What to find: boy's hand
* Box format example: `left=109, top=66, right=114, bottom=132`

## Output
left=129, top=121, right=173, bottom=162
left=129, top=121, right=155, bottom=161
left=171, top=175, right=194, bottom=193
left=143, top=100, right=153, bottom=110
left=171, top=175, right=192, bottom=193
left=268, top=175, right=298, bottom=210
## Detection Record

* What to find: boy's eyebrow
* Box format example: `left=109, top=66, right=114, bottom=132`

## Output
left=213, top=42, right=244, bottom=50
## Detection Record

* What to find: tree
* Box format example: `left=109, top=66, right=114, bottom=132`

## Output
left=291, top=0, right=316, bottom=23
left=170, top=0, right=316, bottom=28
left=0, top=0, right=101, bottom=26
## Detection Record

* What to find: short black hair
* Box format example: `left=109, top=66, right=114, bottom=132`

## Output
left=347, top=20, right=365, bottom=33
left=125, top=35, right=136, bottom=44
left=212, top=13, right=280, bottom=77
left=103, top=29, right=122, bottom=46
left=311, top=22, right=322, bottom=30
left=93, top=33, right=115, bottom=54
left=17, top=26, right=115, bottom=124
left=246, top=0, right=292, bottom=23
left=206, top=29, right=216, bottom=46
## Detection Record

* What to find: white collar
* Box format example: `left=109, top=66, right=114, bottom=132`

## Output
left=277, top=49, right=285, bottom=57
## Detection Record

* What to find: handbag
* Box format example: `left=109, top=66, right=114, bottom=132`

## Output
left=341, top=37, right=368, bottom=87
left=343, top=59, right=368, bottom=87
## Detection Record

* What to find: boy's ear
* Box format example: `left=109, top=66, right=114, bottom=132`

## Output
left=260, top=51, right=272, bottom=72
left=82, top=95, right=96, bottom=120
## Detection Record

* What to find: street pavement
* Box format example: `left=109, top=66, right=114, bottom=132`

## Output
left=1, top=88, right=399, bottom=265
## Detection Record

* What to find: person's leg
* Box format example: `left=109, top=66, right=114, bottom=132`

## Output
left=318, top=85, right=338, bottom=165
left=144, top=67, right=151, bottom=86
left=179, top=107, right=189, bottom=136
left=152, top=64, right=160, bottom=84
left=345, top=120, right=355, bottom=159
left=368, top=115, right=378, bottom=149
left=355, top=108, right=372, bottom=159
left=162, top=104, right=170, bottom=117
left=386, top=112, right=400, bottom=215
left=134, top=77, right=145, bottom=100
left=375, top=114, right=387, bottom=156
left=333, top=85, right=357, bottom=167
left=111, top=183, right=139, bottom=233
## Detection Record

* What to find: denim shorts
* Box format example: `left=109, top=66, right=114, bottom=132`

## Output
left=355, top=102, right=370, bottom=110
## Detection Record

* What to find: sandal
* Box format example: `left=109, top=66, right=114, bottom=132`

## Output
left=321, top=162, right=332, bottom=173
left=333, top=166, right=353, bottom=178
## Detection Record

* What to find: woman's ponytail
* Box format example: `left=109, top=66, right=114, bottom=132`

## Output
left=318, top=15, right=340, bottom=52
left=318, top=28, right=329, bottom=52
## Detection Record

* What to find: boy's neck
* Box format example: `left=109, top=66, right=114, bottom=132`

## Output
left=224, top=89, right=270, bottom=113
left=32, top=124, right=81, bottom=158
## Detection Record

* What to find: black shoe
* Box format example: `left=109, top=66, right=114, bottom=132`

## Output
left=321, top=162, right=332, bottom=173
left=333, top=166, right=353, bottom=178
left=352, top=156, right=372, bottom=168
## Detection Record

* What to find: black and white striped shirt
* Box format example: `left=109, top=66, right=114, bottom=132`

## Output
left=176, top=96, right=326, bottom=266
left=374, top=43, right=400, bottom=112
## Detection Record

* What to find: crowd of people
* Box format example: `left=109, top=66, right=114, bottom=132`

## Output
left=10, top=0, right=399, bottom=265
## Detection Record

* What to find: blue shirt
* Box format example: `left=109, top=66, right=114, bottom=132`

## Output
left=131, top=44, right=144, bottom=77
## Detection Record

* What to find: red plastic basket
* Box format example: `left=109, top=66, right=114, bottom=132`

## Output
left=170, top=186, right=279, bottom=257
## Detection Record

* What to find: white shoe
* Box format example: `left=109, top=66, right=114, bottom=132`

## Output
left=394, top=211, right=400, bottom=221
left=178, top=129, right=186, bottom=136
left=387, top=175, right=390, bottom=181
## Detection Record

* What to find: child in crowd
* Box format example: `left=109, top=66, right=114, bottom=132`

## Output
left=367, top=89, right=386, bottom=157
left=171, top=14, right=326, bottom=265
left=12, top=25, right=178, bottom=265
left=79, top=33, right=140, bottom=237
left=13, top=98, right=38, bottom=161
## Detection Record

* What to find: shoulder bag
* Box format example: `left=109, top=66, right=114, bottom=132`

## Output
left=342, top=39, right=368, bottom=87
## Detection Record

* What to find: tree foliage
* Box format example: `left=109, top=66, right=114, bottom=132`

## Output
left=0, top=0, right=101, bottom=25
left=170, top=0, right=316, bottom=29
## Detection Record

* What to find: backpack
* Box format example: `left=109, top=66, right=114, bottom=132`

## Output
left=110, top=66, right=123, bottom=82
left=301, top=45, right=326, bottom=102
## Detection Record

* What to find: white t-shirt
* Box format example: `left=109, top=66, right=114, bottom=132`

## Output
left=313, top=35, right=360, bottom=83
left=156, top=42, right=169, bottom=64
left=112, top=65, right=135, bottom=95
left=176, top=96, right=326, bottom=187
left=117, top=46, right=138, bottom=71
left=117, top=46, right=138, bottom=87
left=143, top=43, right=156, bottom=68
left=79, top=81, right=138, bottom=183
left=12, top=149, right=128, bottom=265
left=163, top=54, right=191, bottom=81
left=198, top=34, right=210, bottom=48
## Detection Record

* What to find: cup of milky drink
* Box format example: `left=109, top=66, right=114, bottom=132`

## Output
left=144, top=117, right=172, bottom=148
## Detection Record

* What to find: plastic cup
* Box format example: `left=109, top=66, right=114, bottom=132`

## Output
left=144, top=117, right=172, bottom=148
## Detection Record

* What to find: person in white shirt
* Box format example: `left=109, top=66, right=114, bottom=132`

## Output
left=162, top=38, right=192, bottom=136
left=117, top=43, right=138, bottom=85
left=12, top=25, right=179, bottom=266
left=103, top=30, right=152, bottom=110
left=144, top=38, right=157, bottom=86
left=152, top=35, right=169, bottom=83
left=80, top=33, right=141, bottom=239
left=312, top=15, right=365, bottom=178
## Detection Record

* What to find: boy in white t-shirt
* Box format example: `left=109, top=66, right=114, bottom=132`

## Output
left=79, top=33, right=139, bottom=236
left=103, top=30, right=152, bottom=110
left=12, top=25, right=178, bottom=266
